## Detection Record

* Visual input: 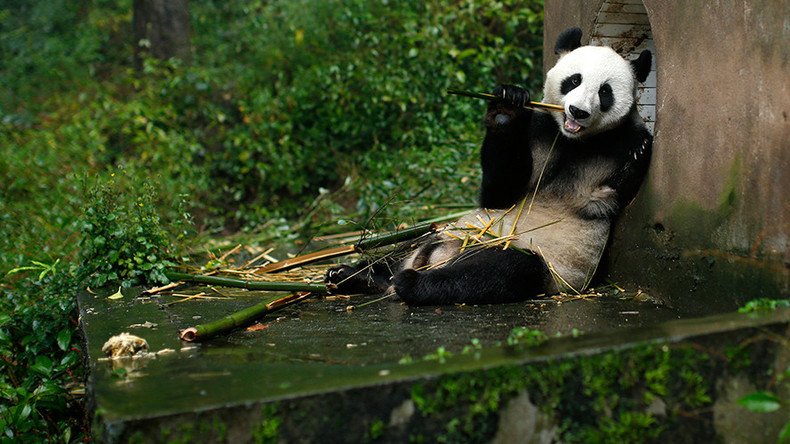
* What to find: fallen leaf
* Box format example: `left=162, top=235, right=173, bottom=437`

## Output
left=142, top=281, right=183, bottom=295
left=107, top=287, right=123, bottom=300
left=245, top=323, right=270, bottom=332
left=738, top=391, right=781, bottom=413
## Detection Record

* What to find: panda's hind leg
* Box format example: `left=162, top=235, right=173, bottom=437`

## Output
left=393, top=248, right=550, bottom=305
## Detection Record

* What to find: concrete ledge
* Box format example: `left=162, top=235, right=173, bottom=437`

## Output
left=79, top=288, right=790, bottom=443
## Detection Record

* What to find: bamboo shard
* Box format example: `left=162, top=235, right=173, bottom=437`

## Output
left=447, top=89, right=565, bottom=112
left=179, top=291, right=315, bottom=342
left=254, top=245, right=357, bottom=273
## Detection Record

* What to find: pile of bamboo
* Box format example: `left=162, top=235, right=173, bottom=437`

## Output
left=167, top=220, right=444, bottom=342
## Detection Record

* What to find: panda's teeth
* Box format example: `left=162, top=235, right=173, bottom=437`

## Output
left=563, top=117, right=583, bottom=133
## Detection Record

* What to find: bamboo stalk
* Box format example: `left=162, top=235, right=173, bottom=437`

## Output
left=504, top=196, right=528, bottom=250
left=164, top=271, right=328, bottom=293
left=311, top=230, right=367, bottom=242
left=528, top=131, right=561, bottom=215
left=179, top=292, right=315, bottom=342
left=355, top=222, right=439, bottom=250
left=447, top=88, right=565, bottom=112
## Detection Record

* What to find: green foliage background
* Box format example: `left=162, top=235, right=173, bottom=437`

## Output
left=0, top=0, right=544, bottom=440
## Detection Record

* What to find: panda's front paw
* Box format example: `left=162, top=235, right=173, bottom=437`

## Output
left=485, top=85, right=530, bottom=129
left=325, top=264, right=357, bottom=293
left=492, top=85, right=531, bottom=109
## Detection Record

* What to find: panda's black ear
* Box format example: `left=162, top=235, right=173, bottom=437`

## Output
left=631, top=50, right=652, bottom=83
left=554, top=27, right=583, bottom=55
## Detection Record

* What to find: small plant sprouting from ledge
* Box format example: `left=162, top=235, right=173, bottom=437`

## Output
left=506, top=327, right=548, bottom=347
left=77, top=176, right=179, bottom=289
left=738, top=298, right=790, bottom=313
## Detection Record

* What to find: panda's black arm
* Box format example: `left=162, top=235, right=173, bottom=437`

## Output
left=611, top=132, right=653, bottom=210
left=479, top=85, right=535, bottom=209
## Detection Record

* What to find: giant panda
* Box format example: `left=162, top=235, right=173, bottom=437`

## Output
left=326, top=27, right=653, bottom=305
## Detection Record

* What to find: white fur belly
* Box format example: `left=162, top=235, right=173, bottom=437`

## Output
left=437, top=202, right=610, bottom=293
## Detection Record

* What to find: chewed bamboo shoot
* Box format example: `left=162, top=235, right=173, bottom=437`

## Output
left=179, top=292, right=314, bottom=342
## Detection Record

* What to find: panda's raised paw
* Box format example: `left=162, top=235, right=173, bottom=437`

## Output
left=492, top=84, right=531, bottom=109
left=486, top=85, right=530, bottom=129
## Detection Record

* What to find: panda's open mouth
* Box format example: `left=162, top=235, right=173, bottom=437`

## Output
left=563, top=115, right=585, bottom=134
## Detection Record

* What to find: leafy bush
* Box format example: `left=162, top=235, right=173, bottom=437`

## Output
left=186, top=0, right=545, bottom=226
left=1, top=0, right=545, bottom=440
left=77, top=176, right=179, bottom=289
left=0, top=270, right=84, bottom=442
left=2, top=0, right=544, bottom=235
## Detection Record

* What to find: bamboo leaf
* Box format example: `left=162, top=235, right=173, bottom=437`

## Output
left=737, top=391, right=781, bottom=413
left=254, top=245, right=356, bottom=274
left=31, top=355, right=53, bottom=376
left=6, top=266, right=39, bottom=275
left=56, top=329, right=71, bottom=352
left=780, top=420, right=790, bottom=444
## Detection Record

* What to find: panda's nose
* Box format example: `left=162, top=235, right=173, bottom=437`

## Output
left=568, top=105, right=590, bottom=120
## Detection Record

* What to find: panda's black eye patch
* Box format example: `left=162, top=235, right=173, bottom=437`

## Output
left=560, top=73, right=582, bottom=95
left=598, top=83, right=614, bottom=112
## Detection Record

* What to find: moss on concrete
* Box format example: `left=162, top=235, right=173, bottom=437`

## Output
left=253, top=403, right=281, bottom=444
left=408, top=342, right=720, bottom=443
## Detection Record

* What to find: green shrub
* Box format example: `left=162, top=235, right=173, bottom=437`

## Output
left=77, top=176, right=178, bottom=288
left=0, top=270, right=84, bottom=442
left=0, top=1, right=545, bottom=440
left=2, top=0, right=544, bottom=234
left=186, top=0, right=544, bottom=227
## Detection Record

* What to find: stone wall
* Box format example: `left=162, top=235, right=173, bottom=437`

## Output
left=544, top=0, right=789, bottom=312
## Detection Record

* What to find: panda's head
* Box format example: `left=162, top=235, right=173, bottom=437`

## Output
left=543, top=28, right=652, bottom=139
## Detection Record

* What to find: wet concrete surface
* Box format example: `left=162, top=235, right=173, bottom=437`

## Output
left=79, top=285, right=789, bottom=442
left=81, top=287, right=672, bottom=416
left=191, top=293, right=682, bottom=365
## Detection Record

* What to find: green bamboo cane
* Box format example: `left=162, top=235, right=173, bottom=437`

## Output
left=354, top=221, right=437, bottom=250
left=179, top=292, right=314, bottom=342
left=165, top=271, right=328, bottom=292
left=354, top=209, right=471, bottom=249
